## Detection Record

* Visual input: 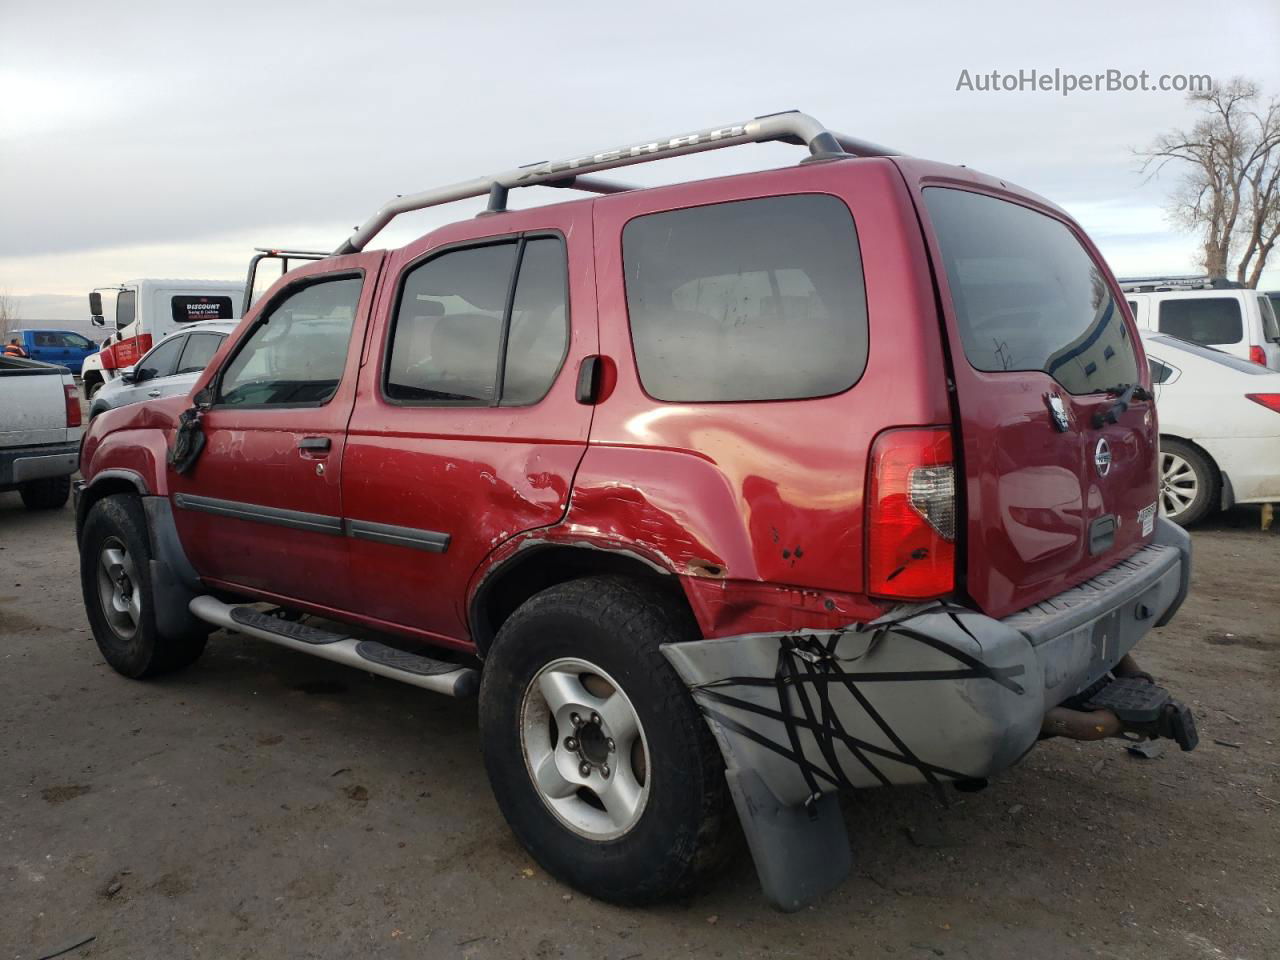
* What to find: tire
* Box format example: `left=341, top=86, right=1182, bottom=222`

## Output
left=79, top=494, right=207, bottom=678
left=19, top=475, right=71, bottom=510
left=479, top=575, right=731, bottom=904
left=87, top=380, right=103, bottom=401
left=1159, top=438, right=1218, bottom=528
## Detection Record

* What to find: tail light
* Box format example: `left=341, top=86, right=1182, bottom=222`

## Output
left=866, top=427, right=956, bottom=600
left=1249, top=345, right=1267, bottom=366
left=64, top=384, right=82, bottom=427
left=1246, top=393, right=1280, bottom=414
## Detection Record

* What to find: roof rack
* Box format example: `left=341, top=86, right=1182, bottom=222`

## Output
left=1118, top=275, right=1243, bottom=293
left=243, top=247, right=330, bottom=313
left=333, top=110, right=898, bottom=255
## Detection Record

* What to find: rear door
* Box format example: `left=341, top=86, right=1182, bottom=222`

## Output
left=169, top=253, right=383, bottom=611
left=914, top=179, right=1157, bottom=619
left=341, top=204, right=596, bottom=647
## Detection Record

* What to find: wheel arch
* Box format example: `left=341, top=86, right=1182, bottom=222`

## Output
left=469, top=542, right=689, bottom=658
left=75, top=470, right=149, bottom=539
left=1159, top=433, right=1226, bottom=512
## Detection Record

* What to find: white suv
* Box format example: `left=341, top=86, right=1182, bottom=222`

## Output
left=1122, top=278, right=1280, bottom=371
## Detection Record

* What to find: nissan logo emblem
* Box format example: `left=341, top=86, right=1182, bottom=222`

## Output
left=1094, top=437, right=1113, bottom=477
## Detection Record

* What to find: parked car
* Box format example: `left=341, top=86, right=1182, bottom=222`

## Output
left=1, top=355, right=82, bottom=510
left=80, top=278, right=244, bottom=401
left=89, top=321, right=235, bottom=419
left=6, top=328, right=99, bottom=374
left=1121, top=277, right=1280, bottom=370
left=1142, top=331, right=1280, bottom=526
left=75, top=111, right=1197, bottom=911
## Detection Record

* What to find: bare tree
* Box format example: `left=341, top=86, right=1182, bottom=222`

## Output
left=1141, top=77, right=1280, bottom=287
left=0, top=290, right=15, bottom=341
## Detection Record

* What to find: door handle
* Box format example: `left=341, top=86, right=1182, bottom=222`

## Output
left=147, top=390, right=162, bottom=398
left=298, top=436, right=331, bottom=453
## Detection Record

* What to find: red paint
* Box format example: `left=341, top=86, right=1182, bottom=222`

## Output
left=79, top=151, right=1157, bottom=649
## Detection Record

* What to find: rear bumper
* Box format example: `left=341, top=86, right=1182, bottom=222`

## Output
left=0, top=441, right=80, bottom=489
left=662, top=517, right=1192, bottom=808
left=663, top=517, right=1192, bottom=910
left=1200, top=436, right=1280, bottom=505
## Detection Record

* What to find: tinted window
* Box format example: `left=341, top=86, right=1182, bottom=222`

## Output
left=64, top=333, right=94, bottom=349
left=925, top=188, right=1139, bottom=395
left=219, top=276, right=362, bottom=406
left=502, top=238, right=569, bottom=405
left=1148, top=334, right=1273, bottom=375
left=116, top=290, right=136, bottom=329
left=387, top=244, right=515, bottom=403
left=1258, top=295, right=1280, bottom=343
left=135, top=336, right=185, bottom=382
left=1147, top=357, right=1176, bottom=384
left=34, top=332, right=59, bottom=346
left=1157, top=298, right=1242, bottom=345
left=177, top=332, right=225, bottom=374
left=172, top=295, right=234, bottom=324
left=622, top=195, right=868, bottom=402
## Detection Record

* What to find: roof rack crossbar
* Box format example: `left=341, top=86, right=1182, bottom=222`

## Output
left=333, top=111, right=897, bottom=254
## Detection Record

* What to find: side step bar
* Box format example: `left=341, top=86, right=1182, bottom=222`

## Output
left=188, top=596, right=479, bottom=698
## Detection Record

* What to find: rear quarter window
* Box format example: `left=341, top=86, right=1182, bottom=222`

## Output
left=621, top=194, right=868, bottom=402
left=924, top=188, right=1139, bottom=395
left=1157, top=297, right=1243, bottom=346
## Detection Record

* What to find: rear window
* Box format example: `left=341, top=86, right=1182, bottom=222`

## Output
left=621, top=194, right=868, bottom=402
left=172, top=295, right=234, bottom=324
left=925, top=188, right=1139, bottom=395
left=1157, top=297, right=1242, bottom=345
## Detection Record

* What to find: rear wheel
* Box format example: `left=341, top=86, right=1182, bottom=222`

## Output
left=479, top=576, right=731, bottom=904
left=19, top=475, right=71, bottom=510
left=80, top=494, right=207, bottom=678
left=1159, top=438, right=1217, bottom=527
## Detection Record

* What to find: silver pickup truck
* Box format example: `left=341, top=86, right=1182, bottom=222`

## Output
left=1, top=355, right=83, bottom=509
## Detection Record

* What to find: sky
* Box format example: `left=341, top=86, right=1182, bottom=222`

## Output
left=2, top=0, right=1279, bottom=326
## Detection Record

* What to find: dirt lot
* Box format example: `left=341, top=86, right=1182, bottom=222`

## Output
left=1, top=496, right=1276, bottom=960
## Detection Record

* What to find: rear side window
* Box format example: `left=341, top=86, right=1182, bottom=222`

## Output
left=1258, top=295, right=1280, bottom=343
left=925, top=188, right=1139, bottom=395
left=218, top=275, right=362, bottom=407
left=1157, top=298, right=1242, bottom=345
left=385, top=236, right=569, bottom=405
left=176, top=332, right=225, bottom=374
left=1147, top=357, right=1177, bottom=384
left=622, top=194, right=868, bottom=402
left=172, top=295, right=234, bottom=324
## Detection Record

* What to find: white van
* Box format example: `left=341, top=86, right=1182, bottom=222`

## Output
left=1121, top=277, right=1280, bottom=371
left=81, top=278, right=245, bottom=400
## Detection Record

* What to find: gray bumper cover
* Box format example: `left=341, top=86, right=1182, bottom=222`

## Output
left=661, top=518, right=1191, bottom=910
left=0, top=441, right=79, bottom=487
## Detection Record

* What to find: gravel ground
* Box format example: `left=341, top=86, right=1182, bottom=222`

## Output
left=1, top=496, right=1276, bottom=960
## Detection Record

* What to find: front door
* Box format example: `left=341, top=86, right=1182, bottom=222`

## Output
left=169, top=253, right=384, bottom=612
left=341, top=205, right=596, bottom=648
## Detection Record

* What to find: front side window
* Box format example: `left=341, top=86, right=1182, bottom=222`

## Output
left=1157, top=297, right=1243, bottom=346
left=116, top=290, right=136, bottom=329
left=64, top=333, right=94, bottom=349
left=622, top=194, right=868, bottom=402
left=925, top=188, right=1140, bottom=395
left=385, top=236, right=569, bottom=405
left=177, top=332, right=225, bottom=375
left=135, top=336, right=185, bottom=382
left=218, top=275, right=362, bottom=407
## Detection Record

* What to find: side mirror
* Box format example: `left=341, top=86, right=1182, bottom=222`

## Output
left=120, top=370, right=138, bottom=385
left=89, top=292, right=105, bottom=326
left=91, top=315, right=106, bottom=327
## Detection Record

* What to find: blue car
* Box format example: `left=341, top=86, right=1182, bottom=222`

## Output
left=8, top=329, right=99, bottom=374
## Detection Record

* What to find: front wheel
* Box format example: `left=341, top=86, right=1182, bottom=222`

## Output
left=79, top=494, right=207, bottom=678
left=479, top=576, right=732, bottom=904
left=1159, top=438, right=1218, bottom=527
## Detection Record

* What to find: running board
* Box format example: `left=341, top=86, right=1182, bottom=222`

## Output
left=188, top=596, right=479, bottom=697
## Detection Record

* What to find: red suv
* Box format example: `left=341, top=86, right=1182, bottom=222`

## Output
left=75, top=111, right=1197, bottom=910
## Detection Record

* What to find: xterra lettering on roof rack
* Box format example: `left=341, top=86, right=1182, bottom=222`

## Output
left=333, top=110, right=899, bottom=255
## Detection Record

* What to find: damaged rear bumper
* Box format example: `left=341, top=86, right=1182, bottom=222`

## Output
left=661, top=517, right=1193, bottom=909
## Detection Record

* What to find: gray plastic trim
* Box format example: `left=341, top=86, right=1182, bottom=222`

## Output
left=173, top=492, right=343, bottom=535
left=344, top=518, right=450, bottom=553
